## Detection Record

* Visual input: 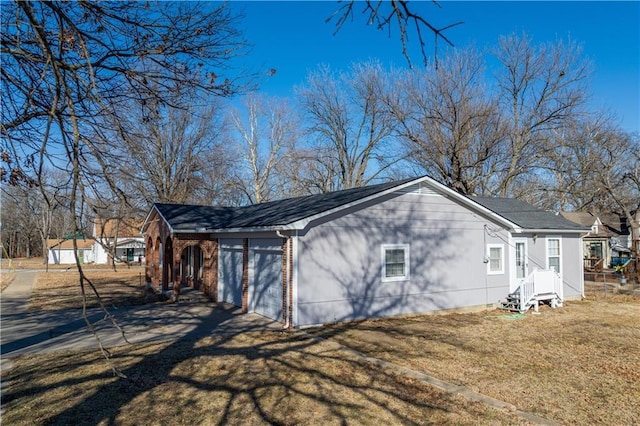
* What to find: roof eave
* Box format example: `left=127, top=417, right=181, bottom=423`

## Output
left=520, top=228, right=591, bottom=234
left=286, top=176, right=522, bottom=231
left=174, top=225, right=290, bottom=235
left=141, top=204, right=175, bottom=235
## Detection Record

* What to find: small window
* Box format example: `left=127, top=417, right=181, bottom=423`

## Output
left=381, top=244, right=410, bottom=282
left=547, top=238, right=561, bottom=273
left=487, top=244, right=504, bottom=275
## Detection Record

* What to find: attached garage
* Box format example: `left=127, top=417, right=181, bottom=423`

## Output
left=218, top=239, right=244, bottom=307
left=143, top=177, right=588, bottom=329
left=250, top=239, right=284, bottom=321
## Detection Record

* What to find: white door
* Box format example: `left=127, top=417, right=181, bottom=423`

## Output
left=514, top=239, right=528, bottom=286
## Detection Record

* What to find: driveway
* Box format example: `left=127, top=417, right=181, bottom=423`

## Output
left=0, top=270, right=281, bottom=371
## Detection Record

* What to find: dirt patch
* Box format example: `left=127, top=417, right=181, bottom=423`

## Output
left=30, top=269, right=151, bottom=311
left=310, top=298, right=640, bottom=425
left=0, top=332, right=526, bottom=425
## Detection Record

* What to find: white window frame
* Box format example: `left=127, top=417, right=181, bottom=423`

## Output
left=381, top=244, right=410, bottom=282
left=546, top=237, right=562, bottom=275
left=487, top=244, right=504, bottom=275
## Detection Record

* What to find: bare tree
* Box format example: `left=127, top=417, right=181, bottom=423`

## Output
left=493, top=32, right=591, bottom=197
left=1, top=0, right=250, bottom=374
left=297, top=61, right=398, bottom=190
left=587, top=129, right=640, bottom=254
left=328, top=1, right=463, bottom=68
left=1, top=184, right=39, bottom=258
left=92, top=94, right=233, bottom=208
left=227, top=95, right=300, bottom=204
left=390, top=47, right=505, bottom=195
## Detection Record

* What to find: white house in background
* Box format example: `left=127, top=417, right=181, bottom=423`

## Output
left=92, top=218, right=145, bottom=264
left=47, top=238, right=95, bottom=264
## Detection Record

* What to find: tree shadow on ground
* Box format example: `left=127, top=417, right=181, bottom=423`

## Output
left=0, top=304, right=515, bottom=425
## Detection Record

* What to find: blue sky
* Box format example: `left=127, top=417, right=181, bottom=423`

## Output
left=230, top=1, right=640, bottom=134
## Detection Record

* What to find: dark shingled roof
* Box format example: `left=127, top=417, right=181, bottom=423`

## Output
left=470, top=196, right=589, bottom=231
left=155, top=178, right=415, bottom=231
left=151, top=178, right=589, bottom=233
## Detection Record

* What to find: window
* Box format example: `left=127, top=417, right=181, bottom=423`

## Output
left=547, top=238, right=561, bottom=273
left=589, top=242, right=603, bottom=259
left=381, top=244, right=410, bottom=282
left=487, top=244, right=504, bottom=274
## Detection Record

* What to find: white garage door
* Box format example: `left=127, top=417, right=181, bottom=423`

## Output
left=252, top=249, right=283, bottom=321
left=219, top=246, right=243, bottom=307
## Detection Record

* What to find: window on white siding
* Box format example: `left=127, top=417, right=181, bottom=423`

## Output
left=547, top=238, right=561, bottom=273
left=381, top=244, right=410, bottom=282
left=487, top=244, right=504, bottom=275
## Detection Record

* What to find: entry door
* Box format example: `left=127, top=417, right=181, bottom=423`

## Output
left=514, top=239, right=528, bottom=281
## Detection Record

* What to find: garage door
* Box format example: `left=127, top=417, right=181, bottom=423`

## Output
left=219, top=246, right=243, bottom=307
left=252, top=249, right=283, bottom=321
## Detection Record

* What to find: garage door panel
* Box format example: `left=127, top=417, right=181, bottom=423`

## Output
left=220, top=247, right=243, bottom=307
left=253, top=251, right=283, bottom=321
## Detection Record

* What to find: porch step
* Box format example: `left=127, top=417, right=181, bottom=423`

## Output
left=160, top=287, right=211, bottom=304
left=499, top=292, right=563, bottom=313
left=178, top=289, right=211, bottom=304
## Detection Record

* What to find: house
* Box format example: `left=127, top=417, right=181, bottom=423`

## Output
left=92, top=218, right=146, bottom=264
left=47, top=238, right=95, bottom=264
left=560, top=211, right=632, bottom=270
left=142, top=176, right=589, bottom=328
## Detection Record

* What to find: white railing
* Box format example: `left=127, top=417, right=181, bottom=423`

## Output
left=519, top=272, right=536, bottom=313
left=518, top=268, right=563, bottom=312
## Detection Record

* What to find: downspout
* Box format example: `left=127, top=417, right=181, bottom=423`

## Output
left=276, top=230, right=290, bottom=330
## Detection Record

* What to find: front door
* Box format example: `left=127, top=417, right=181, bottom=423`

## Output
left=514, top=239, right=528, bottom=290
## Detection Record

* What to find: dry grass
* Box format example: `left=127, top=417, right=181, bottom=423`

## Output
left=30, top=268, right=149, bottom=311
left=1, top=271, right=16, bottom=292
left=0, top=332, right=525, bottom=426
left=3, top=267, right=638, bottom=424
left=311, top=296, right=640, bottom=425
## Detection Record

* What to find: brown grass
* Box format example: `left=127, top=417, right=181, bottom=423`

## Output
left=1, top=271, right=16, bottom=292
left=30, top=268, right=149, bottom=311
left=2, top=257, right=143, bottom=271
left=311, top=297, right=640, bottom=425
left=0, top=332, right=525, bottom=425
left=3, top=267, right=638, bottom=424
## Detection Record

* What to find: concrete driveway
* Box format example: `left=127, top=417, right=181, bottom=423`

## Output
left=1, top=270, right=282, bottom=372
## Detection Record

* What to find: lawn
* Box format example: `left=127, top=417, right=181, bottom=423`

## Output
left=29, top=266, right=150, bottom=311
left=310, top=293, right=640, bottom=425
left=2, top=268, right=638, bottom=425
left=1, top=332, right=524, bottom=425
left=1, top=271, right=15, bottom=292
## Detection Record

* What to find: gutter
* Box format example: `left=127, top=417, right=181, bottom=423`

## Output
left=519, top=228, right=591, bottom=234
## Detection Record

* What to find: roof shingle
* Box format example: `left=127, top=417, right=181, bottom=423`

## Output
left=152, top=177, right=589, bottom=233
left=470, top=197, right=588, bottom=230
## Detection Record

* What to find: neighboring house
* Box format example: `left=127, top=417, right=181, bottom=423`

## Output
left=561, top=211, right=632, bottom=269
left=47, top=238, right=95, bottom=264
left=93, top=218, right=145, bottom=264
left=142, top=176, right=588, bottom=328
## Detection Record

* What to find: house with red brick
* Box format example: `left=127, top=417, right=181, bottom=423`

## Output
left=142, top=176, right=588, bottom=328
